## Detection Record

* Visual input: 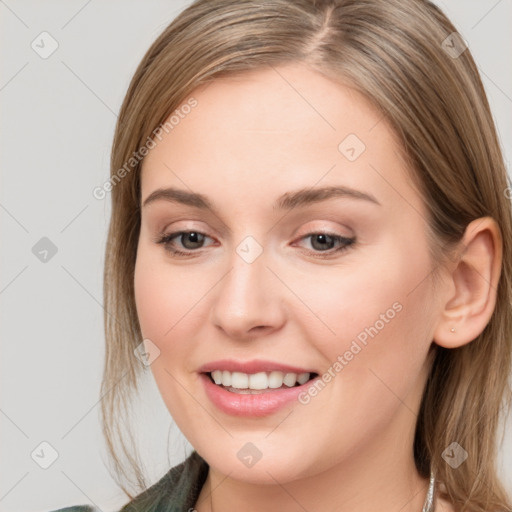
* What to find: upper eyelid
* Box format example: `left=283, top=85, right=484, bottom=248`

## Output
left=145, top=204, right=364, bottom=237
left=157, top=217, right=354, bottom=237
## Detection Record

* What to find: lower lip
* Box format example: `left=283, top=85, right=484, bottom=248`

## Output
left=200, top=373, right=315, bottom=417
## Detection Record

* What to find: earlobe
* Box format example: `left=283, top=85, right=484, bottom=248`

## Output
left=433, top=216, right=503, bottom=349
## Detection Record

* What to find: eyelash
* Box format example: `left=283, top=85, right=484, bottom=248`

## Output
left=154, top=230, right=356, bottom=259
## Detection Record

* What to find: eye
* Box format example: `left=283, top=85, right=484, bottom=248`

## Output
left=155, top=230, right=215, bottom=256
left=154, top=230, right=356, bottom=259
left=295, top=232, right=356, bottom=258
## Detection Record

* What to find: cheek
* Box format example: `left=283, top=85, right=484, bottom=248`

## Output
left=134, top=258, right=169, bottom=341
left=133, top=246, right=194, bottom=400
left=285, top=240, right=435, bottom=458
left=293, top=236, right=435, bottom=397
left=133, top=243, right=218, bottom=394
left=134, top=244, right=205, bottom=342
left=294, top=240, right=432, bottom=342
left=133, top=248, right=200, bottom=423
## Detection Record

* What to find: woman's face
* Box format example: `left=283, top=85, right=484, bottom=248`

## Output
left=134, top=63, right=442, bottom=483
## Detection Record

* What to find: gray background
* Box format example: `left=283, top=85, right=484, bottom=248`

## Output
left=1, top=1, right=511, bottom=511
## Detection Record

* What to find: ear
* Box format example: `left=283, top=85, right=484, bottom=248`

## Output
left=433, top=216, right=503, bottom=349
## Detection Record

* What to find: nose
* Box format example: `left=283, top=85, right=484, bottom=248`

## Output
left=210, top=245, right=286, bottom=340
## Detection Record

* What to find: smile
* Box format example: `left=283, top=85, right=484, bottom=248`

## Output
left=208, top=370, right=314, bottom=393
left=198, top=360, right=320, bottom=416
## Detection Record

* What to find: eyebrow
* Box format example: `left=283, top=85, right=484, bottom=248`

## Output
left=142, top=185, right=381, bottom=211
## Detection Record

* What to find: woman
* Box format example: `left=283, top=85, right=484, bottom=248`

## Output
left=53, top=0, right=512, bottom=510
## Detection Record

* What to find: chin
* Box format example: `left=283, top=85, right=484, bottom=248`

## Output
left=191, top=433, right=326, bottom=484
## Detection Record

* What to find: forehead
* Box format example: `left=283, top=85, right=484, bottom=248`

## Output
left=140, top=62, right=423, bottom=217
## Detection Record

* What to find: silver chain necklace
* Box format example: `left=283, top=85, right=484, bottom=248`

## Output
left=209, top=470, right=436, bottom=511
left=422, top=471, right=436, bottom=512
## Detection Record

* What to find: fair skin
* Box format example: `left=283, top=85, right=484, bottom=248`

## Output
left=134, top=63, right=501, bottom=512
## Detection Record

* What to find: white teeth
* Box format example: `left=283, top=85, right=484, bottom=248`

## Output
left=212, top=370, right=223, bottom=385
left=231, top=371, right=249, bottom=389
left=209, top=370, right=312, bottom=390
left=268, top=371, right=284, bottom=388
left=283, top=373, right=297, bottom=387
left=222, top=370, right=231, bottom=386
left=297, top=372, right=310, bottom=385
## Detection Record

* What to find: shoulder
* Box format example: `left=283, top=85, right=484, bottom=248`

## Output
left=50, top=450, right=208, bottom=512
left=48, top=507, right=100, bottom=512
left=47, top=451, right=208, bottom=512
left=119, top=450, right=209, bottom=511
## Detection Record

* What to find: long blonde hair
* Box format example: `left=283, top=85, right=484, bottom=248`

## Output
left=100, top=0, right=512, bottom=509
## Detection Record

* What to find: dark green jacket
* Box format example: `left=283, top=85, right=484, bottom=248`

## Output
left=51, top=450, right=209, bottom=512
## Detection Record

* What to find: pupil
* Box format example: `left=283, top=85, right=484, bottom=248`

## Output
left=312, top=234, right=333, bottom=251
left=183, top=232, right=203, bottom=249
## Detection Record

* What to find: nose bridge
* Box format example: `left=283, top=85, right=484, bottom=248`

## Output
left=210, top=236, right=284, bottom=337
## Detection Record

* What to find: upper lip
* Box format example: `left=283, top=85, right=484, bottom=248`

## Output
left=198, top=359, right=316, bottom=375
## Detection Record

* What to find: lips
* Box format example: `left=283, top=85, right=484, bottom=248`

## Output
left=198, top=359, right=319, bottom=416
left=198, top=359, right=316, bottom=375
